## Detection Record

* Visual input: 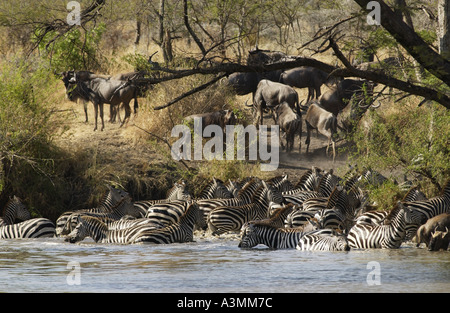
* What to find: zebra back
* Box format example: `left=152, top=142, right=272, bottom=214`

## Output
left=133, top=202, right=201, bottom=244
left=207, top=181, right=284, bottom=235
left=297, top=229, right=350, bottom=251
left=347, top=202, right=415, bottom=249
left=0, top=218, right=55, bottom=239
left=239, top=223, right=304, bottom=249
left=294, top=167, right=322, bottom=191
left=317, top=170, right=341, bottom=197
left=0, top=196, right=31, bottom=226
left=197, top=178, right=233, bottom=200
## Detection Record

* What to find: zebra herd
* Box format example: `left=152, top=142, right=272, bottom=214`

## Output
left=0, top=167, right=449, bottom=252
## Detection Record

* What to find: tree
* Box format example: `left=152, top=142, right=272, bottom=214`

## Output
left=438, top=0, right=450, bottom=56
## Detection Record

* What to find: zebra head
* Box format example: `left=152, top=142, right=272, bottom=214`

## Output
left=238, top=223, right=259, bottom=248
left=6, top=196, right=31, bottom=223
left=65, top=215, right=106, bottom=243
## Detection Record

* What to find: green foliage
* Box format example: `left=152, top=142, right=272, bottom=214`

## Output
left=349, top=102, right=450, bottom=191
left=34, top=23, right=107, bottom=73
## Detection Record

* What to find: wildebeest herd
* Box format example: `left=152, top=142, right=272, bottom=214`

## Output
left=1, top=167, right=449, bottom=251
left=59, top=48, right=379, bottom=162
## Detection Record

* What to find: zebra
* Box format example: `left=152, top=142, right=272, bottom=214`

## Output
left=283, top=170, right=340, bottom=207
left=403, top=180, right=450, bottom=225
left=0, top=218, right=55, bottom=239
left=133, top=178, right=232, bottom=219
left=66, top=203, right=202, bottom=244
left=207, top=181, right=284, bottom=236
left=133, top=202, right=203, bottom=244
left=282, top=167, right=323, bottom=195
left=144, top=200, right=205, bottom=229
left=132, top=179, right=193, bottom=218
left=315, top=186, right=365, bottom=233
left=197, top=178, right=263, bottom=225
left=347, top=202, right=421, bottom=249
left=284, top=206, right=317, bottom=228
left=0, top=196, right=31, bottom=226
left=238, top=223, right=305, bottom=249
left=296, top=229, right=350, bottom=251
left=58, top=192, right=136, bottom=237
left=55, top=185, right=130, bottom=236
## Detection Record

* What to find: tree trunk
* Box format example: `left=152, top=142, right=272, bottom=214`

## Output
left=438, top=0, right=450, bottom=57
left=354, top=0, right=450, bottom=86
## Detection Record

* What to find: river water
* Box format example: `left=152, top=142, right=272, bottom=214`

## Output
left=0, top=234, right=449, bottom=293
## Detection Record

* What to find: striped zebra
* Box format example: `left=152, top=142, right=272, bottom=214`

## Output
left=58, top=192, right=137, bottom=237
left=55, top=185, right=131, bottom=236
left=296, top=229, right=350, bottom=251
left=134, top=202, right=202, bottom=244
left=132, top=179, right=193, bottom=218
left=66, top=202, right=201, bottom=244
left=144, top=200, right=205, bottom=229
left=314, top=186, right=364, bottom=233
left=284, top=206, right=317, bottom=228
left=403, top=180, right=450, bottom=225
left=283, top=170, right=340, bottom=207
left=133, top=178, right=232, bottom=219
left=0, top=196, right=31, bottom=226
left=283, top=167, right=323, bottom=195
left=197, top=178, right=263, bottom=225
left=207, top=181, right=284, bottom=236
left=347, top=202, right=421, bottom=249
left=0, top=218, right=55, bottom=239
left=238, top=223, right=305, bottom=249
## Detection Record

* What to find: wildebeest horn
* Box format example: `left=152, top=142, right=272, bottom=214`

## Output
left=244, top=99, right=253, bottom=107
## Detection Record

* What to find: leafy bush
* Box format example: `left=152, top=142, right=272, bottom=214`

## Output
left=34, top=23, right=107, bottom=73
left=348, top=101, right=450, bottom=195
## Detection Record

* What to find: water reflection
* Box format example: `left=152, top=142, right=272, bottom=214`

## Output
left=0, top=238, right=448, bottom=292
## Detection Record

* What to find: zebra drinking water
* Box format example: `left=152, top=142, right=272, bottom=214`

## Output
left=296, top=229, right=350, bottom=251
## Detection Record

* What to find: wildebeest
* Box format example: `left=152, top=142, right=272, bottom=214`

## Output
left=319, top=79, right=375, bottom=116
left=273, top=102, right=302, bottom=154
left=249, top=79, right=299, bottom=126
left=226, top=47, right=291, bottom=97
left=61, top=71, right=91, bottom=123
left=279, top=67, right=331, bottom=102
left=415, top=213, right=450, bottom=248
left=428, top=228, right=450, bottom=251
left=227, top=71, right=283, bottom=97
left=304, top=101, right=337, bottom=162
left=67, top=71, right=145, bottom=131
left=183, top=110, right=237, bottom=132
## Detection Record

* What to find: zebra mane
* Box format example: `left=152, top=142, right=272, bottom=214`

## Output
left=402, top=186, right=427, bottom=202
left=1, top=196, right=23, bottom=218
left=250, top=204, right=295, bottom=228
left=383, top=202, right=405, bottom=224
left=197, top=178, right=224, bottom=198
left=236, top=178, right=262, bottom=198
left=440, top=180, right=450, bottom=197
left=295, top=167, right=322, bottom=190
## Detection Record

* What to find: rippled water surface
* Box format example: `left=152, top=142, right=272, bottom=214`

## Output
left=0, top=236, right=449, bottom=293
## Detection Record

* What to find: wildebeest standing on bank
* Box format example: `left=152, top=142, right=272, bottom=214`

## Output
left=250, top=79, right=299, bottom=126
left=273, top=102, right=302, bottom=154
left=67, top=71, right=145, bottom=131
left=304, top=101, right=337, bottom=162
left=319, top=79, right=375, bottom=116
left=279, top=67, right=331, bottom=103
